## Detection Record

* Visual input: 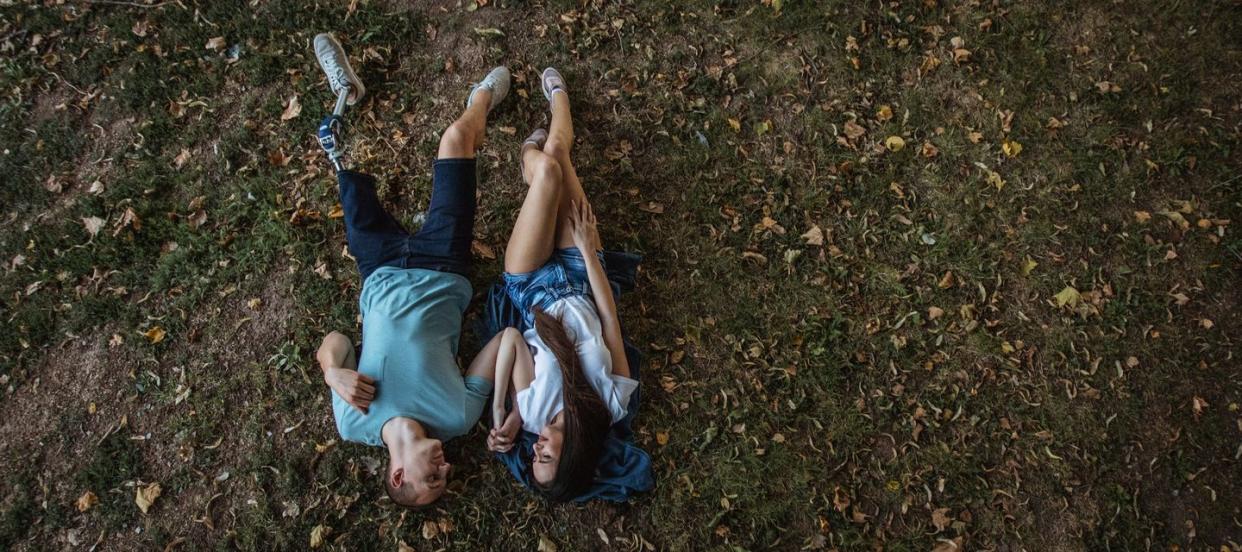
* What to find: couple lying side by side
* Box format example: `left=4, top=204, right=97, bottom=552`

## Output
left=313, top=66, right=648, bottom=507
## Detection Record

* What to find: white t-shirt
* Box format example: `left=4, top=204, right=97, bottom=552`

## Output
left=515, top=295, right=639, bottom=434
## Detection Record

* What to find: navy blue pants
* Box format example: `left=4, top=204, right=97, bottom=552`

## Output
left=337, top=159, right=476, bottom=280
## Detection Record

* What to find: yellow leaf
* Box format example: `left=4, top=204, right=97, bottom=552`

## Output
left=1002, top=140, right=1023, bottom=157
left=141, top=326, right=166, bottom=344
left=727, top=118, right=741, bottom=132
left=1000, top=341, right=1015, bottom=354
left=884, top=135, right=906, bottom=152
left=876, top=105, right=893, bottom=121
left=656, top=431, right=669, bottom=446
left=1022, top=256, right=1038, bottom=276
left=1054, top=286, right=1080, bottom=307
left=986, top=170, right=1005, bottom=190
left=76, top=490, right=98, bottom=512
left=135, top=482, right=161, bottom=514
left=310, top=524, right=331, bottom=548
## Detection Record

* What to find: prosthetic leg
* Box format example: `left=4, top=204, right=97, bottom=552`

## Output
left=313, top=33, right=366, bottom=172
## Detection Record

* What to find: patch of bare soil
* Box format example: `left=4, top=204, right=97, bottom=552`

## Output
left=0, top=329, right=142, bottom=547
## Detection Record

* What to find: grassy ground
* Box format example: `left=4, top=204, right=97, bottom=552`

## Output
left=1, top=0, right=1240, bottom=550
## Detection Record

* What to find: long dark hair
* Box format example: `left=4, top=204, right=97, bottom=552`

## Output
left=532, top=307, right=610, bottom=502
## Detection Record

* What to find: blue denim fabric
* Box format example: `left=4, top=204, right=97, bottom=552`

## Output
left=337, top=159, right=476, bottom=281
left=501, top=247, right=607, bottom=327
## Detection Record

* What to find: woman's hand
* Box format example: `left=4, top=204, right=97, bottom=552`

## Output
left=567, top=200, right=601, bottom=253
left=324, top=367, right=375, bottom=414
left=487, top=409, right=522, bottom=453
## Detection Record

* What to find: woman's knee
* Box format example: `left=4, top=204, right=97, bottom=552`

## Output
left=525, top=154, right=562, bottom=185
left=543, top=135, right=572, bottom=160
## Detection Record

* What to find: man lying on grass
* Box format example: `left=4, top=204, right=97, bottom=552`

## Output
left=311, top=35, right=514, bottom=507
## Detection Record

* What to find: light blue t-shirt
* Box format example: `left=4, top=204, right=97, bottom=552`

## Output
left=332, top=266, right=492, bottom=446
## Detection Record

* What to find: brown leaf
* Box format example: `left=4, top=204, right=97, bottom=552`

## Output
left=83, top=216, right=106, bottom=238
left=76, top=490, right=98, bottom=512
left=113, top=207, right=141, bottom=236
left=422, top=520, right=439, bottom=539
left=931, top=508, right=952, bottom=531
left=928, top=306, right=944, bottom=320
left=937, top=271, right=954, bottom=289
left=638, top=201, right=665, bottom=214
left=801, top=225, right=824, bottom=246
left=471, top=240, right=496, bottom=260
left=173, top=148, right=191, bottom=170
left=141, top=326, right=166, bottom=344
left=281, top=95, right=302, bottom=121
left=205, top=36, right=226, bottom=51
left=1192, top=396, right=1208, bottom=419
left=843, top=120, right=866, bottom=140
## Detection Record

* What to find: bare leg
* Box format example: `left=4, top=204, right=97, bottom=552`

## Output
left=438, top=90, right=491, bottom=159
left=504, top=150, right=563, bottom=274
left=543, top=91, right=592, bottom=249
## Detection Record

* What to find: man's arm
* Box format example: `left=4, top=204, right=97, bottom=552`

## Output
left=318, top=331, right=375, bottom=414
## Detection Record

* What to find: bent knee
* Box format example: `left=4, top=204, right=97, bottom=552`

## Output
left=526, top=155, right=562, bottom=184
left=543, top=137, right=572, bottom=160
left=439, top=122, right=475, bottom=153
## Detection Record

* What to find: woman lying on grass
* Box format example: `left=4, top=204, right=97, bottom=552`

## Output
left=481, top=67, right=639, bottom=502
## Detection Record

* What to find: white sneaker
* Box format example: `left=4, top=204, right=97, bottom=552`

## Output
left=466, top=66, right=511, bottom=113
left=314, top=33, right=365, bottom=105
left=540, top=67, right=566, bottom=104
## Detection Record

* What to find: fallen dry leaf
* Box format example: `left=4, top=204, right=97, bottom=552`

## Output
left=931, top=508, right=952, bottom=531
left=1055, top=286, right=1081, bottom=308
left=76, top=490, right=98, bottom=512
left=310, top=524, right=330, bottom=548
left=281, top=95, right=302, bottom=121
left=141, top=326, right=166, bottom=344
left=135, top=482, right=161, bottom=514
left=801, top=225, right=824, bottom=246
left=885, top=135, right=906, bottom=152
left=205, top=36, right=226, bottom=51
left=83, top=216, right=106, bottom=238
left=1003, top=140, right=1023, bottom=158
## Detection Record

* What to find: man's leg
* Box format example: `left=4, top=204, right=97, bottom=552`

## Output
left=409, top=67, right=509, bottom=276
left=437, top=90, right=491, bottom=159
left=338, top=171, right=408, bottom=280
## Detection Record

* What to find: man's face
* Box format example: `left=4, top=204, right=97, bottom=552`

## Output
left=390, top=438, right=451, bottom=506
left=532, top=412, right=564, bottom=485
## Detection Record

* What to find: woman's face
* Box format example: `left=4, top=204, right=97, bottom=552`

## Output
left=532, top=412, right=564, bottom=484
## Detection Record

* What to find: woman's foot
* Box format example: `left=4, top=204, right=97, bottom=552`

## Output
left=467, top=66, right=511, bottom=113
left=541, top=67, right=566, bottom=104
left=520, top=128, right=548, bottom=173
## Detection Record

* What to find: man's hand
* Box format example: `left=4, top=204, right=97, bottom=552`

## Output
left=324, top=367, right=375, bottom=414
left=487, top=409, right=521, bottom=453
left=567, top=200, right=601, bottom=253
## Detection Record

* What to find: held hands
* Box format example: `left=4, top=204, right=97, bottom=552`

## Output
left=324, top=367, right=375, bottom=414
left=567, top=200, right=601, bottom=253
left=487, top=409, right=521, bottom=453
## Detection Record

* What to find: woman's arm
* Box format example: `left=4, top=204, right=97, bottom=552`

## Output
left=491, top=328, right=521, bottom=426
left=465, top=329, right=506, bottom=383
left=568, top=201, right=630, bottom=378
